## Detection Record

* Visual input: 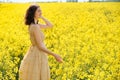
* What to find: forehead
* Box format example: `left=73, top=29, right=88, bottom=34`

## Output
left=37, top=7, right=41, bottom=10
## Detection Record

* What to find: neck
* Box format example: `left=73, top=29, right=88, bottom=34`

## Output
left=34, top=18, right=38, bottom=24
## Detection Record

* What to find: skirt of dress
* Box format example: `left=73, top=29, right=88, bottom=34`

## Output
left=19, top=45, right=50, bottom=80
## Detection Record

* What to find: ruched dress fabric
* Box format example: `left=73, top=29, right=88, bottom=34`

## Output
left=19, top=26, right=50, bottom=80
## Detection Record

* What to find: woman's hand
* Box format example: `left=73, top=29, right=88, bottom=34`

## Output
left=53, top=54, right=63, bottom=63
left=39, top=15, right=43, bottom=18
left=39, top=14, right=44, bottom=19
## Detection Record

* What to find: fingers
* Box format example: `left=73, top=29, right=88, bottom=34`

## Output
left=54, top=54, right=64, bottom=63
left=58, top=57, right=63, bottom=63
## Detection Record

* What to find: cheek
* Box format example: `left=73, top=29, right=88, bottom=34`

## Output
left=35, top=12, right=39, bottom=17
left=36, top=12, right=40, bottom=16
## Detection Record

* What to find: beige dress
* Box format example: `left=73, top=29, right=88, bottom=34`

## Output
left=19, top=26, right=50, bottom=80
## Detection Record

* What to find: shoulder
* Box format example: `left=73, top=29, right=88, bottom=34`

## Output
left=29, top=24, right=39, bottom=31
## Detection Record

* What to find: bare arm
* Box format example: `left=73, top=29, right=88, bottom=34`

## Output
left=38, top=16, right=53, bottom=29
left=32, top=25, right=55, bottom=56
left=31, top=25, right=63, bottom=63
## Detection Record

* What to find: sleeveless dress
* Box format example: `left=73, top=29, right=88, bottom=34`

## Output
left=19, top=26, right=50, bottom=80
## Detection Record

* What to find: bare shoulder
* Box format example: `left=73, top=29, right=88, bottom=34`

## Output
left=29, top=24, right=39, bottom=31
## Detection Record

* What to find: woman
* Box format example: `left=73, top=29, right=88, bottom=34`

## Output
left=19, top=4, right=63, bottom=80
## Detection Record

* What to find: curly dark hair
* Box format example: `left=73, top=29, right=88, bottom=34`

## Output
left=24, top=4, right=40, bottom=25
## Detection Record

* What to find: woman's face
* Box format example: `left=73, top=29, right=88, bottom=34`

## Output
left=34, top=7, right=42, bottom=19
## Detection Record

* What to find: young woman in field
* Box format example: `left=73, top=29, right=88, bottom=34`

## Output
left=19, top=4, right=63, bottom=80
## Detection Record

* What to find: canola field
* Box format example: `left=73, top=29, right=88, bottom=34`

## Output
left=0, top=2, right=120, bottom=80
